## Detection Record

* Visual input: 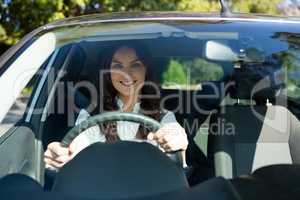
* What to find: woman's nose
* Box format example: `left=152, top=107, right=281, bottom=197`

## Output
left=122, top=67, right=134, bottom=77
left=120, top=70, right=133, bottom=80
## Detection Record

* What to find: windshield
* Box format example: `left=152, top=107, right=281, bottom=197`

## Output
left=40, top=20, right=300, bottom=100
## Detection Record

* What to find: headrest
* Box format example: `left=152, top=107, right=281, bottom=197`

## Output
left=230, top=63, right=284, bottom=101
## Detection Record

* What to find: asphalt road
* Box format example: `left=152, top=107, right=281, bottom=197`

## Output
left=0, top=98, right=27, bottom=137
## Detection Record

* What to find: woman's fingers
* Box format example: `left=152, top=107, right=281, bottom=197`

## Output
left=44, top=135, right=91, bottom=171
left=47, top=142, right=69, bottom=157
left=55, top=154, right=73, bottom=163
left=147, top=132, right=154, bottom=140
left=161, top=137, right=186, bottom=152
left=44, top=142, right=71, bottom=170
left=44, top=153, right=73, bottom=170
left=44, top=148, right=59, bottom=160
left=148, top=123, right=188, bottom=152
left=44, top=156, right=65, bottom=169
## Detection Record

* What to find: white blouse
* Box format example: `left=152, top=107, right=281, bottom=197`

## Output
left=70, top=98, right=179, bottom=154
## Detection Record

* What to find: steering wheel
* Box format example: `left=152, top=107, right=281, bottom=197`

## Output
left=61, top=111, right=183, bottom=166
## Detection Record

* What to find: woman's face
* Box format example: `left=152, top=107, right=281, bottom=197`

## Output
left=110, top=46, right=146, bottom=98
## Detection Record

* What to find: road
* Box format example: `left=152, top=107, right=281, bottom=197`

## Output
left=0, top=98, right=27, bottom=137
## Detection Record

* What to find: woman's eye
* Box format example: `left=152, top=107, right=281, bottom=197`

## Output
left=131, top=63, right=143, bottom=69
left=112, top=64, right=123, bottom=69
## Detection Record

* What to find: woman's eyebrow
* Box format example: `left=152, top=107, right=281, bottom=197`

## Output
left=111, top=59, right=122, bottom=64
left=130, top=59, right=141, bottom=64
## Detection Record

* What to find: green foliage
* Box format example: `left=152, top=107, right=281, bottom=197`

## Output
left=161, top=58, right=223, bottom=88
left=0, top=0, right=291, bottom=52
left=178, top=0, right=220, bottom=12
left=163, top=60, right=187, bottom=86
left=102, top=0, right=180, bottom=12
left=177, top=0, right=282, bottom=14
left=0, top=0, right=67, bottom=45
left=230, top=0, right=282, bottom=15
left=271, top=32, right=300, bottom=99
left=279, top=50, right=300, bottom=99
left=0, top=24, right=6, bottom=41
left=187, top=58, right=223, bottom=83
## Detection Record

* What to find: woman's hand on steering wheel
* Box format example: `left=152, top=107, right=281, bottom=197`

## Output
left=44, top=142, right=73, bottom=170
left=147, top=122, right=188, bottom=167
left=147, top=122, right=188, bottom=153
left=44, top=137, right=88, bottom=170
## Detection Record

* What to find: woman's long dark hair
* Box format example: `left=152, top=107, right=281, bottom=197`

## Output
left=94, top=41, right=164, bottom=142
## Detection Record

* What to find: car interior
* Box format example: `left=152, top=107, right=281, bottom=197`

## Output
left=2, top=32, right=300, bottom=200
left=40, top=38, right=231, bottom=186
left=209, top=64, right=300, bottom=179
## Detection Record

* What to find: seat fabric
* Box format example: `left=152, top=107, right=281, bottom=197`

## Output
left=209, top=105, right=300, bottom=178
left=208, top=65, right=300, bottom=178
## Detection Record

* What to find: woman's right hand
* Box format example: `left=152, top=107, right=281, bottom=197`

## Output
left=44, top=133, right=93, bottom=170
left=44, top=142, right=74, bottom=170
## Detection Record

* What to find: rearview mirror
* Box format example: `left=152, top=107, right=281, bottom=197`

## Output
left=205, top=40, right=238, bottom=62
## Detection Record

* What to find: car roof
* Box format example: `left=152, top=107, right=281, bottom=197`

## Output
left=45, top=11, right=300, bottom=29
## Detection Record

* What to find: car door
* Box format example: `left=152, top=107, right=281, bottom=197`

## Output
left=0, top=32, right=59, bottom=183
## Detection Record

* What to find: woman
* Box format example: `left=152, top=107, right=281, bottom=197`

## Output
left=44, top=42, right=189, bottom=170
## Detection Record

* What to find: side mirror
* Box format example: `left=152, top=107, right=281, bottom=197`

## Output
left=205, top=40, right=238, bottom=62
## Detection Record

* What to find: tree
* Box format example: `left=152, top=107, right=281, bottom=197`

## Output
left=0, top=0, right=180, bottom=52
left=100, top=0, right=180, bottom=12
left=162, top=60, right=187, bottom=86
left=177, top=0, right=282, bottom=14
left=177, top=0, right=220, bottom=12
left=272, top=32, right=300, bottom=98
left=0, top=0, right=290, bottom=54
left=0, top=0, right=85, bottom=47
left=186, top=58, right=224, bottom=83
left=162, top=58, right=223, bottom=88
left=229, top=0, right=281, bottom=14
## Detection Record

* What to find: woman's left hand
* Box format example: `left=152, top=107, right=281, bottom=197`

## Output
left=147, top=122, right=188, bottom=152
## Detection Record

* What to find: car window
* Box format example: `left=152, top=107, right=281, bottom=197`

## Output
left=36, top=21, right=300, bottom=115
left=277, top=34, right=300, bottom=99
left=0, top=74, right=38, bottom=137
left=0, top=50, right=59, bottom=137
left=237, top=31, right=300, bottom=101
left=0, top=33, right=56, bottom=123
left=4, top=20, right=299, bottom=143
left=161, top=58, right=224, bottom=90
left=0, top=33, right=58, bottom=137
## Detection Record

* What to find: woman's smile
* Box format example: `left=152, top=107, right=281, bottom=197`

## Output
left=119, top=80, right=137, bottom=87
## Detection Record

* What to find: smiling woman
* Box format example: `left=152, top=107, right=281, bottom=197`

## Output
left=43, top=41, right=189, bottom=172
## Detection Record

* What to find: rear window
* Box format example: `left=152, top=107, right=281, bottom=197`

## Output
left=161, top=57, right=223, bottom=89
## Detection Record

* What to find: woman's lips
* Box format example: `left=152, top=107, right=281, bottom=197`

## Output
left=120, top=80, right=137, bottom=87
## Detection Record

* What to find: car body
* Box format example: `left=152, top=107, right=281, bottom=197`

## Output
left=0, top=11, right=300, bottom=199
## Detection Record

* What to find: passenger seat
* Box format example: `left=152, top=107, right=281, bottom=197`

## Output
left=208, top=66, right=300, bottom=179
